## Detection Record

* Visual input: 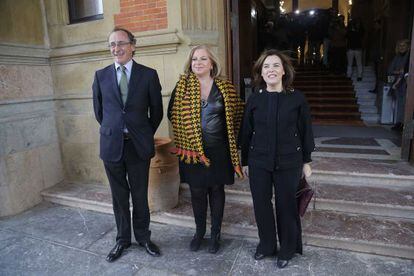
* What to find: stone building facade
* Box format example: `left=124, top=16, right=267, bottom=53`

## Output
left=1, top=0, right=413, bottom=217
left=0, top=0, right=228, bottom=216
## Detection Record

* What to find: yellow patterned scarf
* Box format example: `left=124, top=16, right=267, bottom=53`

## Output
left=170, top=73, right=244, bottom=177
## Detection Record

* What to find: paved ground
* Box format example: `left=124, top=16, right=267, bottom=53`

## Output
left=0, top=202, right=413, bottom=276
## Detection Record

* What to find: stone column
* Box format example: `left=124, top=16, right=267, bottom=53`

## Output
left=180, top=0, right=228, bottom=77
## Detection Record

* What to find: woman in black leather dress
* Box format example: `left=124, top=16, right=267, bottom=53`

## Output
left=240, top=49, right=314, bottom=268
left=168, top=45, right=244, bottom=253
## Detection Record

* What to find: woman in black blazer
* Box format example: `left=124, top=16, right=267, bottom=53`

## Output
left=240, top=49, right=315, bottom=268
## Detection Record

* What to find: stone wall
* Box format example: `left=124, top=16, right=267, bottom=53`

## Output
left=0, top=0, right=228, bottom=217
left=47, top=0, right=227, bottom=185
left=45, top=0, right=183, bottom=185
left=0, top=0, right=45, bottom=45
left=0, top=0, right=64, bottom=216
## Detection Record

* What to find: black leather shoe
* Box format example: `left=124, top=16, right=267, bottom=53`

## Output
left=277, top=258, right=289, bottom=268
left=190, top=235, right=203, bottom=251
left=254, top=252, right=266, bottom=260
left=254, top=248, right=277, bottom=260
left=106, top=243, right=130, bottom=262
left=208, top=233, right=220, bottom=254
left=139, top=240, right=161, bottom=257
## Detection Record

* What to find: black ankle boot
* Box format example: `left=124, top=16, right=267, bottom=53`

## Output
left=208, top=233, right=220, bottom=254
left=190, top=234, right=203, bottom=251
left=277, top=258, right=289, bottom=268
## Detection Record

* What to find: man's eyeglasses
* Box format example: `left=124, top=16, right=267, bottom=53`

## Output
left=108, top=41, right=131, bottom=48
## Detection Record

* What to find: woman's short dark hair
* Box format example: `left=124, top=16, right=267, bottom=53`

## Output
left=252, top=49, right=295, bottom=91
left=109, top=26, right=137, bottom=56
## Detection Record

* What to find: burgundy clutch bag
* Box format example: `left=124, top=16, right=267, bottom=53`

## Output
left=296, top=177, right=314, bottom=217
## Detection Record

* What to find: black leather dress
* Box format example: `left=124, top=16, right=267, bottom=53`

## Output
left=180, top=83, right=234, bottom=187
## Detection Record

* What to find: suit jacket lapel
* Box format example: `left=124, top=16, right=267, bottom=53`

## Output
left=126, top=61, right=144, bottom=105
left=110, top=64, right=124, bottom=107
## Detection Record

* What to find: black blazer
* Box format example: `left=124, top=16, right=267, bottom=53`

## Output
left=93, top=61, right=163, bottom=162
left=240, top=89, right=315, bottom=171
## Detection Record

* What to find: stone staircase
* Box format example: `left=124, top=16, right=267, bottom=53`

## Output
left=350, top=66, right=380, bottom=124
left=41, top=136, right=414, bottom=260
left=294, top=66, right=380, bottom=126
left=294, top=68, right=363, bottom=125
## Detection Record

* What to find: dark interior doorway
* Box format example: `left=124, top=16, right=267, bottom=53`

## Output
left=227, top=0, right=414, bottom=162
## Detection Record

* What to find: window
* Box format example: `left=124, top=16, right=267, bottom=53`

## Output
left=68, top=0, right=103, bottom=24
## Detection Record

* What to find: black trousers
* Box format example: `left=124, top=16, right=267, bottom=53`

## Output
left=249, top=165, right=303, bottom=260
left=104, top=139, right=151, bottom=246
left=189, top=184, right=225, bottom=237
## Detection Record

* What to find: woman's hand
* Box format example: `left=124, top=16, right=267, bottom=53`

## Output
left=302, top=163, right=312, bottom=179
left=242, top=166, right=249, bottom=177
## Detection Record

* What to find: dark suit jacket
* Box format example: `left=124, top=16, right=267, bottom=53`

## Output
left=93, top=60, right=163, bottom=162
left=240, top=89, right=315, bottom=171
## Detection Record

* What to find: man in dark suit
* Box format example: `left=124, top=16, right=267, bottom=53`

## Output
left=92, top=27, right=163, bottom=262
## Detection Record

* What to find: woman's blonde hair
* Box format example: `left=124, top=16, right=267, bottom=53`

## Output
left=183, top=45, right=222, bottom=78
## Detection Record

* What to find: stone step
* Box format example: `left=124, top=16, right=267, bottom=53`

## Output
left=311, top=111, right=361, bottom=121
left=311, top=157, right=414, bottom=190
left=361, top=114, right=380, bottom=123
left=351, top=75, right=376, bottom=81
left=294, top=80, right=352, bottom=85
left=305, top=92, right=356, bottom=98
left=359, top=105, right=378, bottom=113
left=312, top=119, right=365, bottom=126
left=180, top=180, right=414, bottom=220
left=313, top=183, right=414, bottom=219
left=311, top=105, right=359, bottom=112
left=356, top=87, right=376, bottom=92
left=357, top=98, right=376, bottom=105
left=156, top=198, right=414, bottom=260
left=297, top=86, right=354, bottom=91
left=41, top=182, right=414, bottom=260
left=354, top=83, right=375, bottom=90
left=295, top=76, right=349, bottom=80
left=308, top=97, right=357, bottom=104
left=356, top=93, right=376, bottom=99
left=295, top=71, right=332, bottom=75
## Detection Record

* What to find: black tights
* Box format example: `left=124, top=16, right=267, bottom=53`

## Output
left=189, top=185, right=225, bottom=237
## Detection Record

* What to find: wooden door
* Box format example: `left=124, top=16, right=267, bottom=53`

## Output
left=402, top=16, right=414, bottom=163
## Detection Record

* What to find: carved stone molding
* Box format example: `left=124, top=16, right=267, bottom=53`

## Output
left=0, top=44, right=49, bottom=65
left=0, top=29, right=181, bottom=66
left=50, top=28, right=181, bottom=64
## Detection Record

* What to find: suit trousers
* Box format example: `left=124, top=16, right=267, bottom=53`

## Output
left=189, top=184, right=225, bottom=237
left=347, top=49, right=363, bottom=78
left=249, top=165, right=303, bottom=260
left=104, top=139, right=151, bottom=246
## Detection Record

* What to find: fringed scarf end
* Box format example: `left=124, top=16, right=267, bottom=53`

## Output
left=199, top=155, right=211, bottom=167
left=234, top=165, right=244, bottom=179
